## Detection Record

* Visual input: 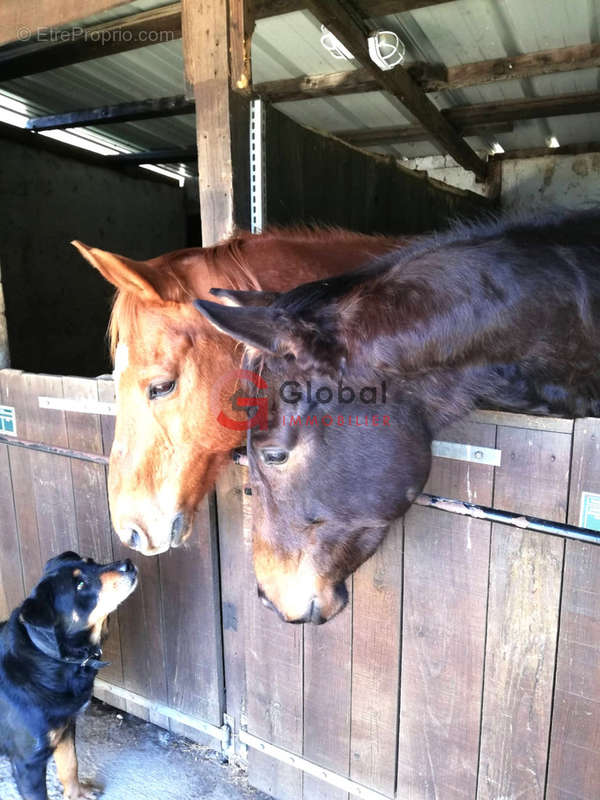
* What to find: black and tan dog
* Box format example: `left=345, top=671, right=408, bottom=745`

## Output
left=0, top=551, right=138, bottom=800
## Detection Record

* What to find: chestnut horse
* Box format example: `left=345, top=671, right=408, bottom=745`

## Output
left=74, top=229, right=400, bottom=555
left=195, top=209, right=600, bottom=624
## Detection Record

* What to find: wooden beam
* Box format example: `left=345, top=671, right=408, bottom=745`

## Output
left=182, top=0, right=251, bottom=242
left=26, top=95, right=195, bottom=131
left=0, top=0, right=121, bottom=47
left=0, top=3, right=181, bottom=81
left=447, top=89, right=600, bottom=126
left=426, top=42, right=600, bottom=91
left=301, top=0, right=487, bottom=178
left=256, top=42, right=600, bottom=102
left=253, top=0, right=455, bottom=18
left=342, top=120, right=513, bottom=145
left=491, top=141, right=600, bottom=161
left=339, top=90, right=600, bottom=146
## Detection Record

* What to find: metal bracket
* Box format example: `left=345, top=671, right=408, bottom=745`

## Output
left=222, top=713, right=235, bottom=758
left=238, top=729, right=391, bottom=800
left=249, top=97, right=266, bottom=234
left=432, top=439, right=501, bottom=467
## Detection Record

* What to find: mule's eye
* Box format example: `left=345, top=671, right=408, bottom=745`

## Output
left=148, top=379, right=176, bottom=400
left=76, top=580, right=85, bottom=592
left=261, top=448, right=288, bottom=465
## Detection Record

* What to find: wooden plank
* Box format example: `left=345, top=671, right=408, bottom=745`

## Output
left=21, top=373, right=78, bottom=563
left=545, top=418, right=600, bottom=799
left=216, top=462, right=251, bottom=757
left=257, top=42, right=600, bottom=101
left=350, top=522, right=402, bottom=796
left=470, top=410, right=573, bottom=434
left=159, top=494, right=225, bottom=741
left=303, top=584, right=352, bottom=800
left=398, top=419, right=494, bottom=799
left=244, top=485, right=303, bottom=800
left=62, top=375, right=123, bottom=687
left=302, top=0, right=487, bottom=178
left=477, top=426, right=569, bottom=800
left=27, top=95, right=195, bottom=132
left=0, top=371, right=42, bottom=593
left=0, top=373, right=25, bottom=617
left=0, top=3, right=181, bottom=77
left=96, top=377, right=169, bottom=727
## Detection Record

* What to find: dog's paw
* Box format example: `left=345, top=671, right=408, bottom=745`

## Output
left=65, top=782, right=102, bottom=800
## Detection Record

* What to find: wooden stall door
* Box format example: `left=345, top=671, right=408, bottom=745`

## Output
left=0, top=370, right=225, bottom=742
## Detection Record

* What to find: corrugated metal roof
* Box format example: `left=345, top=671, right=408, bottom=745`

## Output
left=0, top=0, right=598, bottom=164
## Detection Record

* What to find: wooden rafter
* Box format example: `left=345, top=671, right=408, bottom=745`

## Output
left=300, top=0, right=487, bottom=177
left=491, top=141, right=600, bottom=161
left=256, top=42, right=600, bottom=101
left=253, top=0, right=455, bottom=17
left=339, top=89, right=600, bottom=147
left=343, top=120, right=513, bottom=145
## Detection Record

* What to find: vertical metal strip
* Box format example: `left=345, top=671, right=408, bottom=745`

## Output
left=249, top=97, right=266, bottom=233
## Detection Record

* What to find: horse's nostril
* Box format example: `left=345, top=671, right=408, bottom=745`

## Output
left=170, top=513, right=186, bottom=547
left=129, top=529, right=141, bottom=550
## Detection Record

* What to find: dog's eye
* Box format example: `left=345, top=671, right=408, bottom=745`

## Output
left=148, top=379, right=176, bottom=400
left=261, top=448, right=288, bottom=465
left=76, top=580, right=86, bottom=592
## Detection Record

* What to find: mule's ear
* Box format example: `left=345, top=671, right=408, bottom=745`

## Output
left=209, top=288, right=280, bottom=308
left=193, top=299, right=278, bottom=354
left=72, top=241, right=162, bottom=303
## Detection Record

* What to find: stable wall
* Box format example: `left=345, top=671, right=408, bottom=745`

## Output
left=501, top=151, right=600, bottom=209
left=0, top=138, right=186, bottom=376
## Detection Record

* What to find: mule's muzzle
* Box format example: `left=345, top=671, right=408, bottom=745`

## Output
left=257, top=581, right=349, bottom=625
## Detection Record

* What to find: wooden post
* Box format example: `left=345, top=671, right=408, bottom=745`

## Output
left=182, top=0, right=253, bottom=243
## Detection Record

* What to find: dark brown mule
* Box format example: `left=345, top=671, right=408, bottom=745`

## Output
left=73, top=230, right=401, bottom=555
left=195, top=209, right=600, bottom=624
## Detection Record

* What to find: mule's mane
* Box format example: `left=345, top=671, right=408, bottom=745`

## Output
left=272, top=207, right=600, bottom=318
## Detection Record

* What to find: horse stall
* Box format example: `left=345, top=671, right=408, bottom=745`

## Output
left=1, top=2, right=600, bottom=800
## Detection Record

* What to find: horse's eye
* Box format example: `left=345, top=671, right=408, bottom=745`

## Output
left=148, top=379, right=176, bottom=400
left=261, top=448, right=288, bottom=465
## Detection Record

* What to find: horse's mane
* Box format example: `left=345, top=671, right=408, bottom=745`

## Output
left=108, top=226, right=395, bottom=359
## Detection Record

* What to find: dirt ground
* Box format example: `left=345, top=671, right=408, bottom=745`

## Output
left=0, top=700, right=272, bottom=800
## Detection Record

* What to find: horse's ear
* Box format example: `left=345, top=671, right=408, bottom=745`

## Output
left=193, top=299, right=278, bottom=354
left=72, top=241, right=162, bottom=303
left=209, top=288, right=281, bottom=307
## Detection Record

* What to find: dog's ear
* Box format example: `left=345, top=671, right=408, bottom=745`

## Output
left=21, top=584, right=56, bottom=630
left=44, top=551, right=81, bottom=574
left=20, top=583, right=64, bottom=660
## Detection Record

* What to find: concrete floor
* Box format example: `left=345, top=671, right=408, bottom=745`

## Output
left=0, top=701, right=272, bottom=800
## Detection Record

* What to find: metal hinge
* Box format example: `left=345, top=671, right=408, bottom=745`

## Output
left=432, top=439, right=501, bottom=466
